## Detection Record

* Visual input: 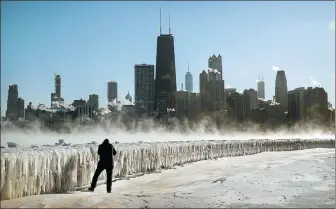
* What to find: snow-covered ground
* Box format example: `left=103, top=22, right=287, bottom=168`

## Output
left=1, top=148, right=335, bottom=208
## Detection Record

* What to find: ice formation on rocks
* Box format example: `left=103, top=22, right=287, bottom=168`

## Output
left=30, top=145, right=39, bottom=149
left=6, top=142, right=18, bottom=148
left=0, top=138, right=334, bottom=200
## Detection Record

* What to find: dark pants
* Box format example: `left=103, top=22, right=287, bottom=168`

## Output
left=90, top=162, right=113, bottom=192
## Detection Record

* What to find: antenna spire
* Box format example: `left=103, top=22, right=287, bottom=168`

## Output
left=169, top=11, right=171, bottom=35
left=261, top=72, right=264, bottom=81
left=160, top=7, right=162, bottom=35
left=188, top=63, right=190, bottom=72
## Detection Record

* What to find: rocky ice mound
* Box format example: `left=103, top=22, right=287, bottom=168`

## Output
left=1, top=139, right=335, bottom=200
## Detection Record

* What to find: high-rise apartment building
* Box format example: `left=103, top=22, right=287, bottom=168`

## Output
left=88, top=94, right=99, bottom=111
left=107, top=81, right=118, bottom=102
left=208, top=69, right=225, bottom=111
left=51, top=74, right=64, bottom=106
left=73, top=99, right=87, bottom=107
left=134, top=64, right=155, bottom=116
left=17, top=97, right=25, bottom=119
left=226, top=92, right=246, bottom=122
left=199, top=71, right=208, bottom=94
left=185, top=64, right=193, bottom=93
left=199, top=69, right=225, bottom=113
left=303, top=87, right=328, bottom=122
left=275, top=70, right=288, bottom=112
left=6, top=84, right=19, bottom=121
left=267, top=102, right=287, bottom=126
left=208, top=54, right=223, bottom=80
left=55, top=74, right=61, bottom=98
left=154, top=23, right=177, bottom=117
left=72, top=99, right=93, bottom=121
left=208, top=54, right=225, bottom=109
left=199, top=70, right=209, bottom=112
left=257, top=75, right=265, bottom=99
left=224, top=88, right=236, bottom=97
left=174, top=91, right=200, bottom=119
left=76, top=104, right=93, bottom=122
left=287, top=87, right=305, bottom=123
left=25, top=102, right=36, bottom=121
left=243, top=88, right=258, bottom=120
left=257, top=98, right=270, bottom=109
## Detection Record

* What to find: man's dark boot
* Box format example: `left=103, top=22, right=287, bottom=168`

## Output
left=107, top=190, right=111, bottom=193
left=88, top=187, right=94, bottom=192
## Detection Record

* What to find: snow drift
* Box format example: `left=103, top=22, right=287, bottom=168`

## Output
left=1, top=138, right=335, bottom=200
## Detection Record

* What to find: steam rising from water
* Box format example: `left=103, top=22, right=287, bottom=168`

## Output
left=225, top=84, right=232, bottom=88
left=2, top=97, right=334, bottom=147
left=271, top=65, right=281, bottom=71
left=30, top=101, right=75, bottom=113
left=1, top=118, right=334, bottom=147
left=309, top=77, right=322, bottom=88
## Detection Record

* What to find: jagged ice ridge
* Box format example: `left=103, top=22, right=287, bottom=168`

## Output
left=1, top=138, right=334, bottom=200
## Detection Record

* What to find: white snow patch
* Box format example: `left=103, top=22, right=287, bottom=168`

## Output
left=208, top=68, right=221, bottom=74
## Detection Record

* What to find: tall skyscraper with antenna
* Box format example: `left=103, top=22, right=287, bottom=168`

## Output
left=154, top=9, right=177, bottom=118
left=185, top=63, right=193, bottom=92
left=257, top=73, right=265, bottom=99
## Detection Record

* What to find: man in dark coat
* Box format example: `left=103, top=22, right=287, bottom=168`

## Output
left=88, top=139, right=117, bottom=193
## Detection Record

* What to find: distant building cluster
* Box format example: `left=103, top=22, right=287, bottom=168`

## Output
left=3, top=11, right=334, bottom=130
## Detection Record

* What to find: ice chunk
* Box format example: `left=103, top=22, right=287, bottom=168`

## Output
left=30, top=145, right=39, bottom=149
left=55, top=139, right=68, bottom=146
left=7, top=142, right=18, bottom=148
left=0, top=138, right=334, bottom=200
left=58, top=139, right=65, bottom=145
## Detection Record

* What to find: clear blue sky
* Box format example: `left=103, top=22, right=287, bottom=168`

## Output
left=1, top=1, right=335, bottom=115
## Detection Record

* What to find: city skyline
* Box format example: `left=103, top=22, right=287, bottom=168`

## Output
left=1, top=1, right=335, bottom=116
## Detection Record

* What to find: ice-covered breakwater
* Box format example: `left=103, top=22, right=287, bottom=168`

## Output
left=1, top=138, right=334, bottom=200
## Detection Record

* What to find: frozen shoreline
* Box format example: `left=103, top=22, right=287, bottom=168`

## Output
left=1, top=148, right=335, bottom=208
left=1, top=138, right=335, bottom=200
